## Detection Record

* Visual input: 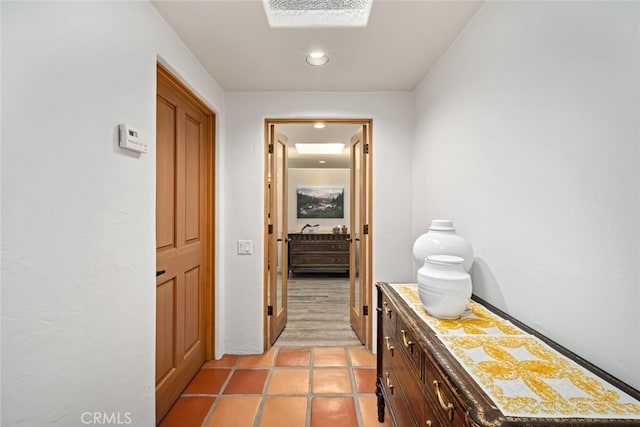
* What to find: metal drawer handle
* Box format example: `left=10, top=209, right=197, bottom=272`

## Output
left=433, top=380, right=454, bottom=421
left=384, top=336, right=395, bottom=356
left=382, top=302, right=393, bottom=318
left=400, top=329, right=413, bottom=349
left=385, top=372, right=395, bottom=395
left=425, top=421, right=433, bottom=427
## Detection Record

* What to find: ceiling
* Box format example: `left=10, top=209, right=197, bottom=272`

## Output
left=152, top=1, right=484, bottom=168
left=151, top=0, right=484, bottom=92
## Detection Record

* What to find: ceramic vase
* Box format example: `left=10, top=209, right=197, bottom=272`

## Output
left=412, top=219, right=474, bottom=272
left=417, top=255, right=472, bottom=319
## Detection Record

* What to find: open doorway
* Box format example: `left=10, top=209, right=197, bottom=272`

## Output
left=263, top=119, right=372, bottom=350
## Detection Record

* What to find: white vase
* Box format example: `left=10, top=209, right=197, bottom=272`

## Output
left=417, top=255, right=472, bottom=319
left=412, top=219, right=474, bottom=272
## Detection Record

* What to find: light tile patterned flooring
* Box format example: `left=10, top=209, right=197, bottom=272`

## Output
left=159, top=346, right=392, bottom=427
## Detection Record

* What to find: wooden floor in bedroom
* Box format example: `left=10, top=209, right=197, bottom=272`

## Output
left=274, top=273, right=362, bottom=347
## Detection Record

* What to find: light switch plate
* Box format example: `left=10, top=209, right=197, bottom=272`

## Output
left=237, top=240, right=252, bottom=255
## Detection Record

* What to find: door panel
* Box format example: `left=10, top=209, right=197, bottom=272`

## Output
left=156, top=69, right=211, bottom=423
left=156, top=279, right=176, bottom=382
left=185, top=116, right=201, bottom=241
left=276, top=140, right=286, bottom=316
left=350, top=126, right=368, bottom=345
left=268, top=128, right=288, bottom=345
left=156, top=99, right=176, bottom=249
left=184, top=267, right=200, bottom=350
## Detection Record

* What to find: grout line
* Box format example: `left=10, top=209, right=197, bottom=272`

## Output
left=256, top=347, right=280, bottom=427
left=199, top=376, right=229, bottom=427
left=181, top=393, right=219, bottom=397
left=204, top=366, right=272, bottom=370
left=307, top=347, right=315, bottom=427
left=344, top=350, right=355, bottom=426
left=352, top=373, right=368, bottom=427
left=254, top=396, right=267, bottom=426
left=252, top=392, right=374, bottom=397
left=199, top=352, right=246, bottom=427
left=347, top=348, right=366, bottom=427
left=183, top=392, right=373, bottom=398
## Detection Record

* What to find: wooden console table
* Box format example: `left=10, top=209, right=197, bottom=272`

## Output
left=376, top=282, right=640, bottom=426
left=287, top=233, right=350, bottom=276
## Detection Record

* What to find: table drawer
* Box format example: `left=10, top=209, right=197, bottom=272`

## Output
left=424, top=359, right=468, bottom=427
left=380, top=294, right=397, bottom=332
left=289, top=254, right=349, bottom=265
left=382, top=330, right=399, bottom=367
left=394, top=349, right=425, bottom=426
left=290, top=242, right=349, bottom=252
left=382, top=367, right=419, bottom=427
left=396, top=315, right=422, bottom=378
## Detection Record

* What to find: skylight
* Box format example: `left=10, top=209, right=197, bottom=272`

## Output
left=263, top=0, right=373, bottom=28
left=295, top=143, right=345, bottom=155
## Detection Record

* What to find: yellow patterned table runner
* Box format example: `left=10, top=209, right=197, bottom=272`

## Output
left=390, top=283, right=640, bottom=420
left=391, top=283, right=524, bottom=336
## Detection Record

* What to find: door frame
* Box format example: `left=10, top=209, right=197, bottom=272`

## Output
left=156, top=62, right=216, bottom=361
left=262, top=118, right=373, bottom=350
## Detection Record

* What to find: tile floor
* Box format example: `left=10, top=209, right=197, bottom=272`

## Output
left=159, top=346, right=392, bottom=427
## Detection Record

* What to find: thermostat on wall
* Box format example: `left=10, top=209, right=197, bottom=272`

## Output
left=119, top=124, right=148, bottom=153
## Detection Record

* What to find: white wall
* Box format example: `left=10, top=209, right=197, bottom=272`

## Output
left=413, top=1, right=640, bottom=389
left=224, top=92, right=414, bottom=353
left=0, top=3, right=3, bottom=422
left=288, top=168, right=350, bottom=234
left=1, top=2, right=225, bottom=426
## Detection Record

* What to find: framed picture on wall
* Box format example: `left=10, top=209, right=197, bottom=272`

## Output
left=296, top=186, right=344, bottom=218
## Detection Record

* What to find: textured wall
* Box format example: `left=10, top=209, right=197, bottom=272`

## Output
left=412, top=1, right=640, bottom=389
left=1, top=2, right=225, bottom=425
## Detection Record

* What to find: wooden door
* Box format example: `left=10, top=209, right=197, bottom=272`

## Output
left=349, top=125, right=369, bottom=345
left=156, top=65, right=214, bottom=422
left=267, top=127, right=288, bottom=344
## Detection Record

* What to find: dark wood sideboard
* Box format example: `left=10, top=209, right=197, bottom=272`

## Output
left=376, top=282, right=640, bottom=427
left=287, top=233, right=350, bottom=276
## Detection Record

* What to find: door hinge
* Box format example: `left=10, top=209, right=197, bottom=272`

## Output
left=268, top=224, right=274, bottom=234
left=363, top=224, right=369, bottom=235
left=363, top=305, right=369, bottom=316
left=267, top=305, right=273, bottom=316
left=364, top=143, right=369, bottom=154
left=268, top=143, right=274, bottom=153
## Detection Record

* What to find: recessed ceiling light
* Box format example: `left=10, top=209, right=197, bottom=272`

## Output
left=319, top=160, right=327, bottom=164
left=295, top=143, right=344, bottom=155
left=306, top=52, right=329, bottom=67
left=314, top=122, right=326, bottom=129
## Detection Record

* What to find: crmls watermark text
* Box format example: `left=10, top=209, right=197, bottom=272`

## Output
left=80, top=412, right=132, bottom=425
